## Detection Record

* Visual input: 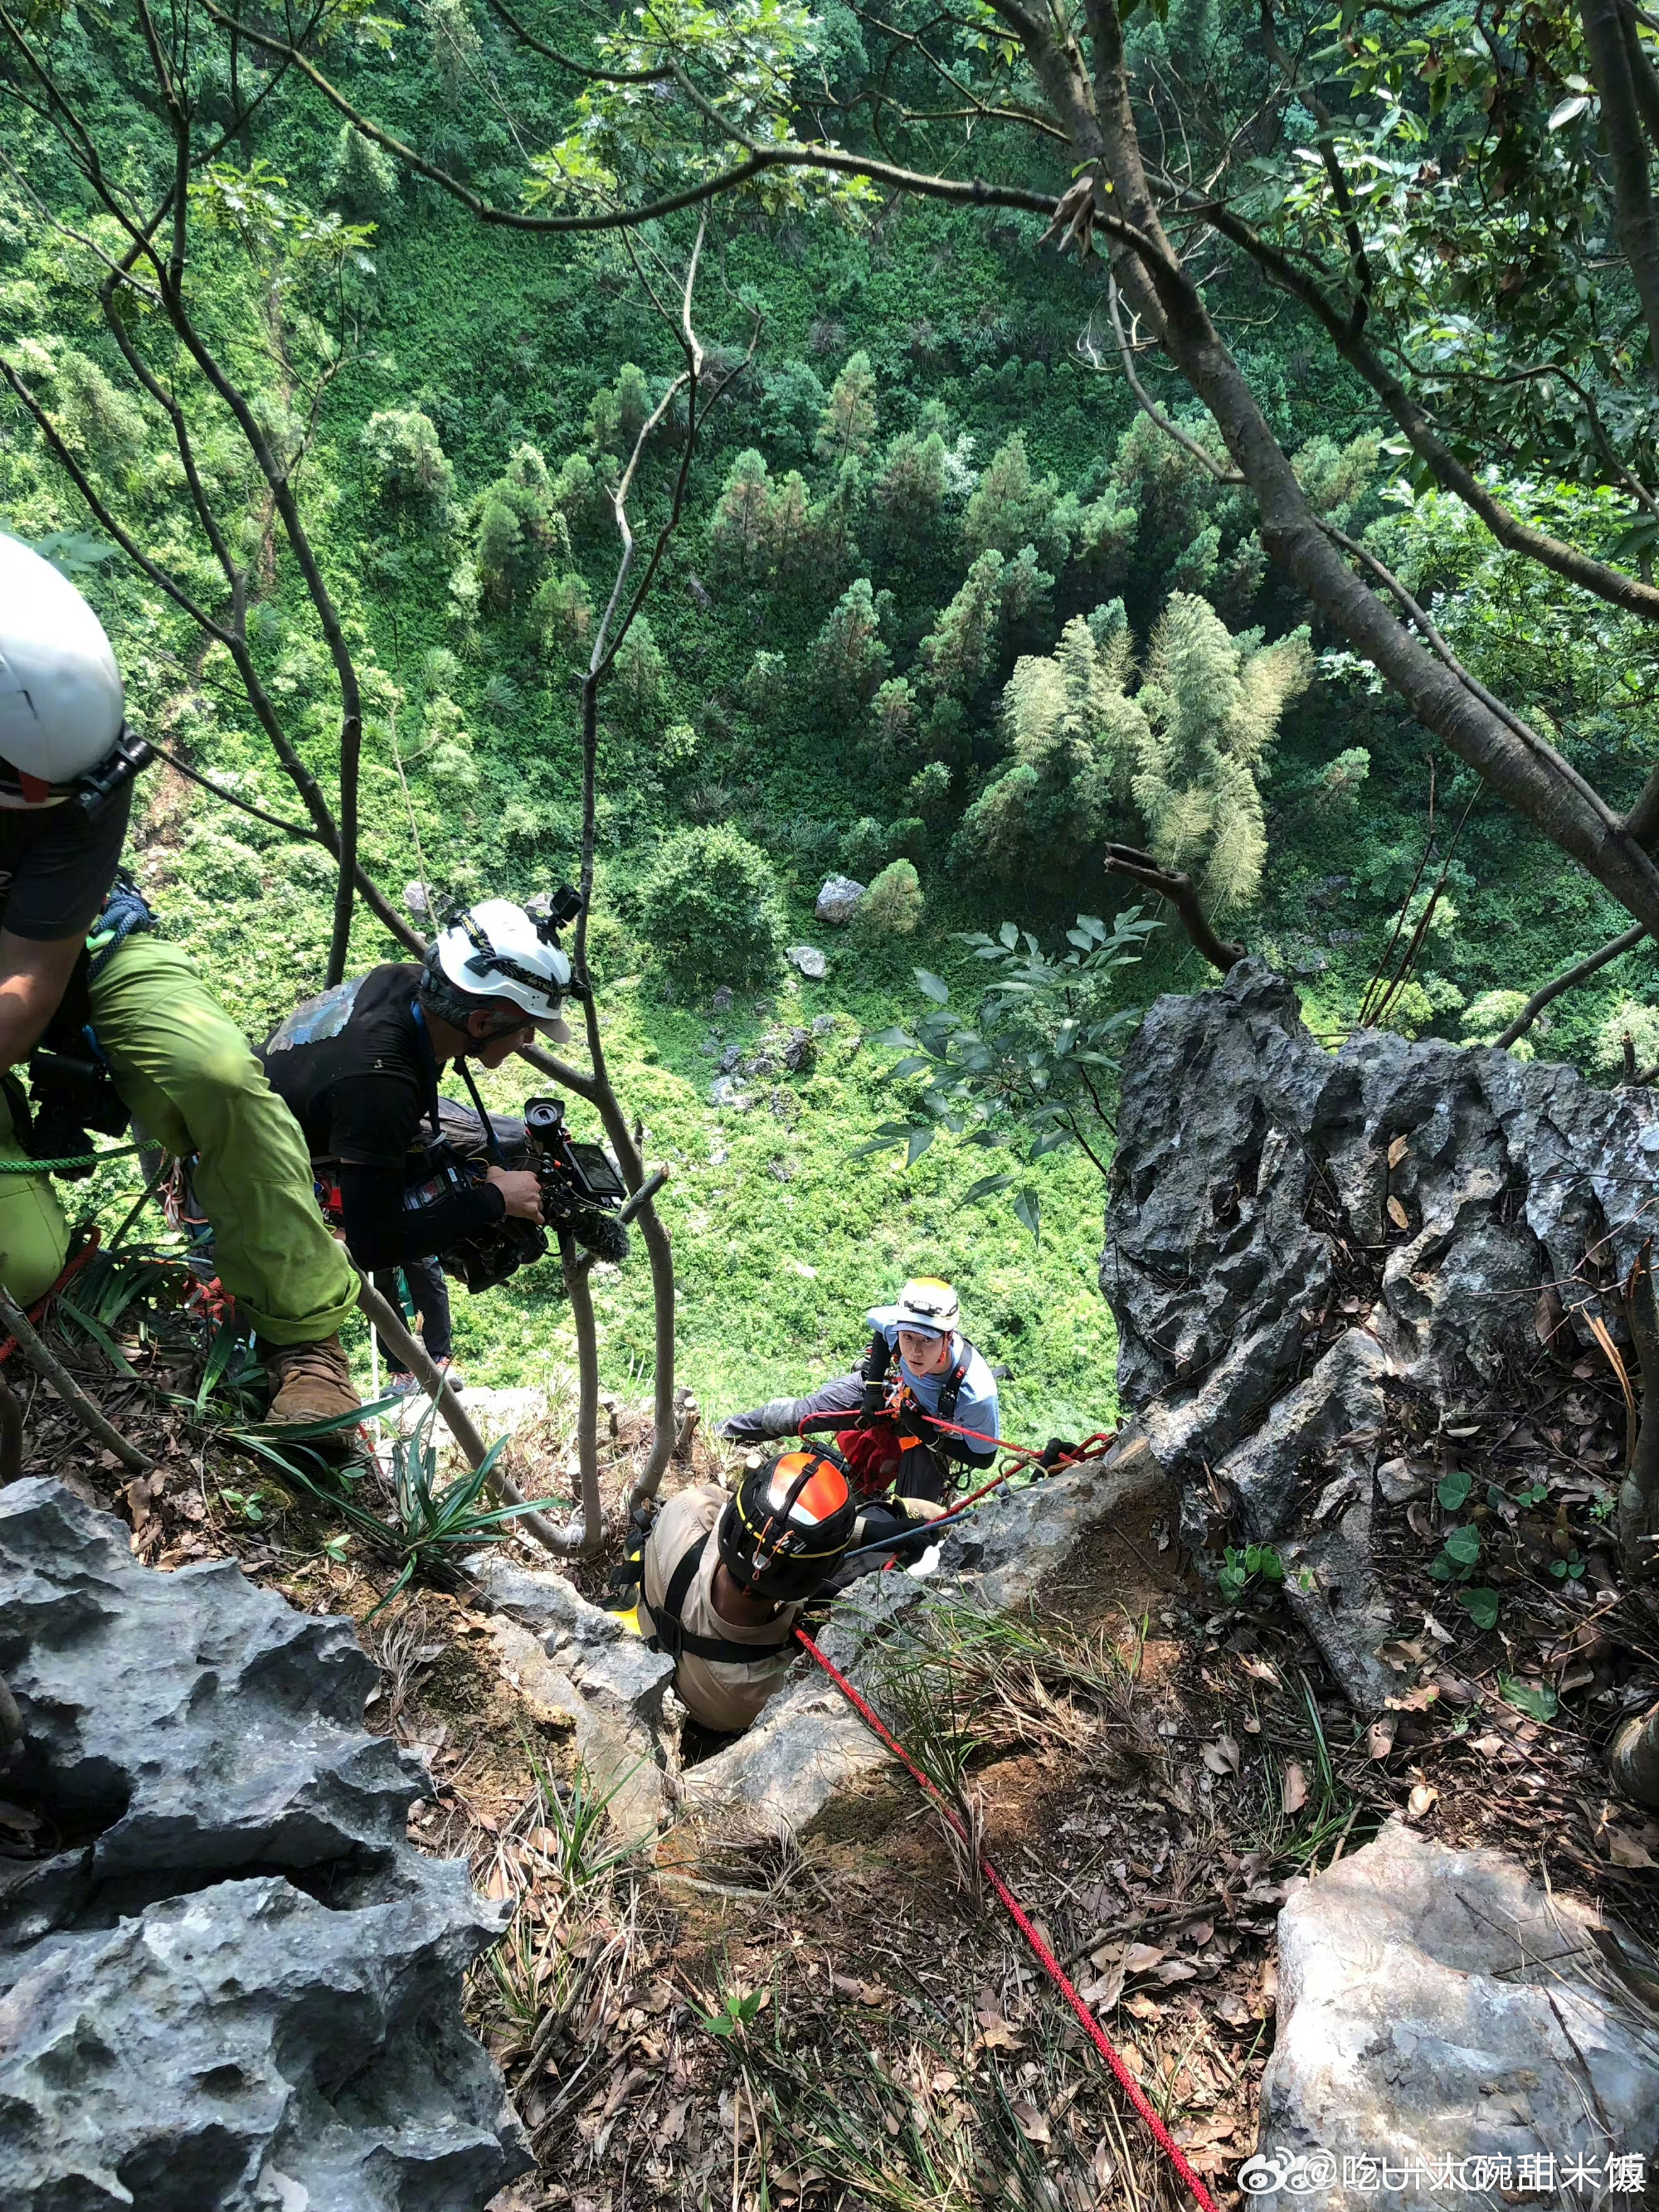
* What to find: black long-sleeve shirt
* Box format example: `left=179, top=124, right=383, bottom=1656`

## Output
left=260, top=963, right=504, bottom=1270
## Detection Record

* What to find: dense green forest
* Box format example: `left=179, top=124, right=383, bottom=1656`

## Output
left=5, top=0, right=1659, bottom=1441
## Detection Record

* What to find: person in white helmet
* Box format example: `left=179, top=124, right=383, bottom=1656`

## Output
left=259, top=899, right=575, bottom=1288
left=718, top=1276, right=1002, bottom=1503
left=0, top=532, right=368, bottom=1419
left=0, top=536, right=135, bottom=1297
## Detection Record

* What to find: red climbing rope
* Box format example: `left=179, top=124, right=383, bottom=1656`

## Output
left=794, top=1626, right=1222, bottom=2212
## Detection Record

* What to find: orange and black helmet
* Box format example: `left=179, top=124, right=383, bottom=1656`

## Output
left=717, top=1447, right=858, bottom=1602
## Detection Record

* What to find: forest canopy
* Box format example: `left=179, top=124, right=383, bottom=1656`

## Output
left=5, top=0, right=1659, bottom=1415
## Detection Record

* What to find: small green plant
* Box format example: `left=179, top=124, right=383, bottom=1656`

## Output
left=1550, top=1548, right=1587, bottom=1581
left=1429, top=1524, right=1481, bottom=1582
left=1457, top=1585, right=1501, bottom=1630
left=1219, top=1542, right=1286, bottom=1604
left=1497, top=1675, right=1559, bottom=1723
left=229, top=1395, right=557, bottom=1612
left=1437, top=1467, right=1472, bottom=1511
left=216, top=1485, right=266, bottom=1525
left=694, top=1976, right=765, bottom=2040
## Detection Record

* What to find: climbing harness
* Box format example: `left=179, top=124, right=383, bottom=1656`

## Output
left=794, top=1626, right=1221, bottom=2212
left=645, top=1530, right=798, bottom=1665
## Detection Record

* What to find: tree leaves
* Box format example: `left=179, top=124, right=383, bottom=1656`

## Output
left=913, top=969, right=951, bottom=1004
left=1012, top=1187, right=1041, bottom=1245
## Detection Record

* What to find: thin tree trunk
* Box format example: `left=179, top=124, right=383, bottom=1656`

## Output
left=1583, top=0, right=1659, bottom=374
left=1610, top=1699, right=1659, bottom=1807
left=559, top=1232, right=604, bottom=1553
left=1493, top=924, right=1650, bottom=1048
left=1621, top=1244, right=1659, bottom=1581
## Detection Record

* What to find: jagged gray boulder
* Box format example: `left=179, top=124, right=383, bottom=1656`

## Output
left=1252, top=1820, right=1659, bottom=2209
left=465, top=1556, right=674, bottom=1843
left=815, top=875, right=866, bottom=926
left=1102, top=961, right=1659, bottom=1704
left=0, top=1478, right=528, bottom=2212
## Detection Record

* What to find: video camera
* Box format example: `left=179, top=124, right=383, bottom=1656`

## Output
left=432, top=1094, right=631, bottom=1295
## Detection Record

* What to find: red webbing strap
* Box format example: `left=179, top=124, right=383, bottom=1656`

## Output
left=0, top=1230, right=103, bottom=1365
left=795, top=1627, right=1221, bottom=2212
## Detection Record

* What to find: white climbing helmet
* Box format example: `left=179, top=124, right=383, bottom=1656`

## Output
left=431, top=898, right=572, bottom=1040
left=893, top=1277, right=960, bottom=1339
left=0, top=534, right=125, bottom=806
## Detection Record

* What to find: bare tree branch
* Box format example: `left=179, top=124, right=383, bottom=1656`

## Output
left=1493, top=923, right=1650, bottom=1048
left=1104, top=844, right=1245, bottom=970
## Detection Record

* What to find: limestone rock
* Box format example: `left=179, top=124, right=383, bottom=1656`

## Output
left=1253, top=1821, right=1659, bottom=2209
left=1102, top=961, right=1659, bottom=1704
left=815, top=875, right=866, bottom=927
left=788, top=945, right=828, bottom=980
left=711, top=985, right=734, bottom=1013
left=708, top=1075, right=753, bottom=1111
left=466, top=1556, right=674, bottom=1843
left=0, top=1478, right=528, bottom=2211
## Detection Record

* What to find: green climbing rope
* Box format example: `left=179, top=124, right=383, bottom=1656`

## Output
left=0, top=1145, right=142, bottom=1175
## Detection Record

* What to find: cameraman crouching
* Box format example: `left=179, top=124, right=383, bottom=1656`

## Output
left=259, top=900, right=569, bottom=1292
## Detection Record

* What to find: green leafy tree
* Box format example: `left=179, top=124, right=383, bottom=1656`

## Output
left=815, top=350, right=878, bottom=468
left=863, top=911, right=1162, bottom=1242
left=962, top=430, right=1074, bottom=569
left=423, top=0, right=480, bottom=107
left=742, top=649, right=789, bottom=722
left=872, top=430, right=949, bottom=557
left=531, top=571, right=594, bottom=663
left=637, top=824, right=785, bottom=990
left=809, top=577, right=891, bottom=714
left=709, top=449, right=777, bottom=583
left=611, top=615, right=665, bottom=730
left=868, top=675, right=917, bottom=753
left=361, top=407, right=454, bottom=519
left=474, top=444, right=571, bottom=607
left=850, top=858, right=923, bottom=946
left=325, top=125, right=399, bottom=221
left=1311, top=746, right=1371, bottom=817
left=957, top=607, right=1143, bottom=880
left=917, top=548, right=1053, bottom=700
left=586, top=362, right=656, bottom=454
left=1131, top=595, right=1312, bottom=916
left=757, top=360, right=828, bottom=467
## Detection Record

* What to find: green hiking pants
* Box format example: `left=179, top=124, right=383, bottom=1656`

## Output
left=0, top=1087, right=70, bottom=1305
left=89, top=935, right=358, bottom=1346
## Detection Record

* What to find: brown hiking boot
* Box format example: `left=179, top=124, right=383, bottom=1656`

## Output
left=263, top=1335, right=362, bottom=1428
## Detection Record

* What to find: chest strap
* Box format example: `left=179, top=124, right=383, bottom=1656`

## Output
left=646, top=1531, right=795, bottom=1667
left=937, top=1351, right=969, bottom=1423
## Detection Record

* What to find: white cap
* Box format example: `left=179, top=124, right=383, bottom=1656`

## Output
left=433, top=898, right=572, bottom=1040
left=891, top=1277, right=960, bottom=1338
left=0, top=534, right=124, bottom=805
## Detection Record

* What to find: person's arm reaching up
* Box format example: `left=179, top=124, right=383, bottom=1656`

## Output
left=0, top=929, right=88, bottom=1071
